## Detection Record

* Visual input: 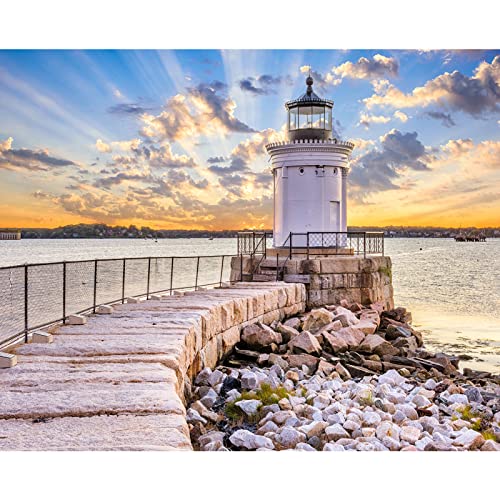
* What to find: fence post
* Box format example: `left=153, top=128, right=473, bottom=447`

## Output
left=93, top=260, right=97, bottom=313
left=146, top=257, right=151, bottom=299
left=195, top=256, right=200, bottom=290
left=307, top=233, right=309, bottom=260
left=121, top=259, right=126, bottom=304
left=62, top=262, right=66, bottom=324
left=240, top=255, right=243, bottom=282
left=219, top=255, right=225, bottom=287
left=24, top=265, right=28, bottom=342
left=169, top=257, right=174, bottom=295
left=363, top=233, right=367, bottom=259
left=276, top=253, right=279, bottom=281
left=382, top=234, right=385, bottom=256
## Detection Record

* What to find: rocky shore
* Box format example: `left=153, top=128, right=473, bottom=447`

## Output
left=187, top=301, right=500, bottom=451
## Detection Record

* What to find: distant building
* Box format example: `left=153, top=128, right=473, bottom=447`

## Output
left=0, top=229, right=21, bottom=240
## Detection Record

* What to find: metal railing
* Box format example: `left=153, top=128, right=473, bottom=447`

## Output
left=0, top=254, right=238, bottom=349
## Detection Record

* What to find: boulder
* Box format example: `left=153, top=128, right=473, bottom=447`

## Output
left=325, top=424, right=350, bottom=441
left=302, top=308, right=334, bottom=333
left=276, top=323, right=300, bottom=343
left=316, top=360, right=335, bottom=377
left=400, top=426, right=421, bottom=444
left=241, top=322, right=282, bottom=349
left=333, top=306, right=359, bottom=326
left=322, top=332, right=348, bottom=353
left=481, top=440, right=500, bottom=451
left=288, top=331, right=322, bottom=356
left=334, top=326, right=365, bottom=348
left=299, top=421, right=328, bottom=439
left=358, top=335, right=399, bottom=356
left=268, top=353, right=289, bottom=370
left=235, top=399, right=262, bottom=416
left=284, top=317, right=301, bottom=330
left=287, top=354, right=319, bottom=371
left=354, top=319, right=378, bottom=336
left=452, top=429, right=485, bottom=450
left=378, top=369, right=407, bottom=386
left=276, top=426, right=306, bottom=448
left=229, top=429, right=274, bottom=450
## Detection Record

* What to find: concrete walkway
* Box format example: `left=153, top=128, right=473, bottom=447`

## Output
left=0, top=282, right=305, bottom=450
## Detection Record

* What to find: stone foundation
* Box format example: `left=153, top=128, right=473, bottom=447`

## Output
left=231, top=255, right=394, bottom=311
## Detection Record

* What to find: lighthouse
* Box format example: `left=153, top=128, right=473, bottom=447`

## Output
left=266, top=75, right=354, bottom=248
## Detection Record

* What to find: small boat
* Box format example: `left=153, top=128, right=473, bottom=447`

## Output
left=208, top=237, right=214, bottom=241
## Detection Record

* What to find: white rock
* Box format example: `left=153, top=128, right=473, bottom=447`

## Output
left=412, top=394, right=432, bottom=409
left=378, top=369, right=406, bottom=386
left=481, top=440, right=500, bottom=451
left=241, top=371, right=259, bottom=390
left=424, top=379, right=437, bottom=390
left=396, top=403, right=418, bottom=420
left=208, top=369, right=225, bottom=387
left=382, top=436, right=401, bottom=450
left=362, top=411, right=382, bottom=427
left=200, top=388, right=218, bottom=409
left=376, top=421, right=400, bottom=441
left=276, top=426, right=306, bottom=448
left=446, top=393, right=469, bottom=405
left=452, top=429, right=485, bottom=450
left=225, top=389, right=241, bottom=403
left=257, top=421, right=279, bottom=435
left=325, top=424, right=350, bottom=441
left=299, top=421, right=328, bottom=438
left=229, top=429, right=274, bottom=450
left=361, top=427, right=376, bottom=437
left=186, top=408, right=207, bottom=425
left=295, top=443, right=316, bottom=451
left=235, top=399, right=262, bottom=416
left=356, top=442, right=375, bottom=451
left=195, top=367, right=212, bottom=386
left=400, top=426, right=421, bottom=444
left=343, top=420, right=360, bottom=433
left=415, top=436, right=433, bottom=451
left=312, top=394, right=331, bottom=410
left=323, top=443, right=345, bottom=451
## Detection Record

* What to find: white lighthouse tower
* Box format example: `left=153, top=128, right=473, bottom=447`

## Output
left=266, top=75, right=354, bottom=248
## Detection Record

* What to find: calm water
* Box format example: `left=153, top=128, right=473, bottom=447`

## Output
left=1, top=238, right=499, bottom=372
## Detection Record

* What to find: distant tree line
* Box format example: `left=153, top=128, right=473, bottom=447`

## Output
left=17, top=223, right=500, bottom=239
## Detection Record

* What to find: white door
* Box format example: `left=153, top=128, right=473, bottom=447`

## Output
left=330, top=201, right=340, bottom=231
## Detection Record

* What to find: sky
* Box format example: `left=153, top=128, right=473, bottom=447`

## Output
left=0, top=49, right=499, bottom=230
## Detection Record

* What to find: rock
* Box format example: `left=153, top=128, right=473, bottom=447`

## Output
left=284, top=317, right=301, bottom=330
left=276, top=426, right=306, bottom=448
left=362, top=411, right=382, bottom=427
left=229, top=429, right=274, bottom=450
left=268, top=353, right=289, bottom=370
left=200, top=388, right=218, bottom=409
left=295, top=443, right=316, bottom=451
left=285, top=370, right=300, bottom=383
left=392, top=337, right=418, bottom=351
left=400, top=426, right=421, bottom=444
left=299, top=421, right=328, bottom=438
left=208, top=369, right=225, bottom=387
left=276, top=323, right=300, bottom=343
left=322, top=332, right=348, bottom=353
left=313, top=394, right=331, bottom=410
left=319, top=320, right=343, bottom=333
left=241, top=322, right=282, bottom=349
left=235, top=399, right=262, bottom=416
left=220, top=376, right=241, bottom=396
left=278, top=398, right=292, bottom=410
left=446, top=393, right=468, bottom=405
left=378, top=369, right=406, bottom=386
left=325, top=424, right=350, bottom=441
left=382, top=436, right=401, bottom=450
left=257, top=421, right=279, bottom=435
left=186, top=408, right=207, bottom=425
left=198, top=431, right=225, bottom=450
left=452, top=429, right=485, bottom=450
left=225, top=389, right=241, bottom=403
left=345, top=364, right=378, bottom=378
left=334, top=306, right=360, bottom=326
left=385, top=324, right=412, bottom=341
left=241, top=371, right=259, bottom=390
left=424, top=379, right=437, bottom=391
left=465, top=387, right=483, bottom=404
left=289, top=331, right=322, bottom=356
left=376, top=421, right=400, bottom=441
left=396, top=404, right=418, bottom=420
left=354, top=320, right=378, bottom=336
left=287, top=354, right=319, bottom=371
left=316, top=360, right=335, bottom=377
left=481, top=440, right=500, bottom=451
left=195, top=367, right=212, bottom=386
left=335, top=362, right=352, bottom=380
left=302, top=308, right=334, bottom=333
left=323, top=443, right=345, bottom=451
left=272, top=410, right=296, bottom=425
left=412, top=394, right=432, bottom=409
left=190, top=401, right=221, bottom=423
left=358, top=335, right=399, bottom=357
left=343, top=420, right=360, bottom=433
left=257, top=353, right=270, bottom=366
left=334, top=326, right=365, bottom=348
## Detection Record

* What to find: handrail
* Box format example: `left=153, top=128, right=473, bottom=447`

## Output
left=0, top=253, right=239, bottom=350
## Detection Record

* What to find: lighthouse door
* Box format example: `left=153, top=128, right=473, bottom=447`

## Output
left=330, top=201, right=340, bottom=231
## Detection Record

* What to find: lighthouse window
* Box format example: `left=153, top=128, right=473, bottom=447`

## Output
left=325, top=108, right=332, bottom=130
left=334, top=168, right=338, bottom=175
left=299, top=167, right=305, bottom=175
left=288, top=108, right=298, bottom=130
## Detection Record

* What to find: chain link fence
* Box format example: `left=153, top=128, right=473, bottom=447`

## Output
left=0, top=254, right=237, bottom=349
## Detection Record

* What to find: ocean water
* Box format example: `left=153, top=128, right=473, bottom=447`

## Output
left=0, top=237, right=499, bottom=372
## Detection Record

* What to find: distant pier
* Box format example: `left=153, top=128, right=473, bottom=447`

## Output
left=0, top=229, right=21, bottom=240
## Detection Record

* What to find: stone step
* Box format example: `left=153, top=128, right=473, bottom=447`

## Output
left=252, top=274, right=277, bottom=282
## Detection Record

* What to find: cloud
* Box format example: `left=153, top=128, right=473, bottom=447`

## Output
left=424, top=111, right=456, bottom=127
left=140, top=81, right=255, bottom=141
left=239, top=74, right=292, bottom=95
left=95, top=138, right=142, bottom=154
left=206, top=156, right=228, bottom=164
left=0, top=136, right=76, bottom=171
left=107, top=102, right=152, bottom=115
left=300, top=54, right=399, bottom=90
left=363, top=55, right=500, bottom=117
left=358, top=110, right=408, bottom=128
left=349, top=129, right=430, bottom=195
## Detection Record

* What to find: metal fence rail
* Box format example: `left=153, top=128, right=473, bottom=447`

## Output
left=0, top=254, right=237, bottom=349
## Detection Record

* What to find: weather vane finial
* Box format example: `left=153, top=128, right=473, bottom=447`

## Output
left=306, top=67, right=313, bottom=95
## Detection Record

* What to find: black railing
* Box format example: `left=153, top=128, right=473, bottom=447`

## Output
left=0, top=254, right=238, bottom=349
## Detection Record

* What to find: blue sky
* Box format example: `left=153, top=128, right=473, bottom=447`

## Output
left=0, top=49, right=499, bottom=228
